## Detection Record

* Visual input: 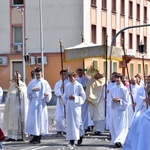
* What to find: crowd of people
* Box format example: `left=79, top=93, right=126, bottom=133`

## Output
left=0, top=66, right=150, bottom=149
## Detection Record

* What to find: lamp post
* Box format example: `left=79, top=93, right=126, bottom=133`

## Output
left=39, top=0, right=44, bottom=77
left=138, top=41, right=146, bottom=82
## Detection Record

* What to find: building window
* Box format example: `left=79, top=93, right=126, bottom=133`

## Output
left=103, top=60, right=109, bottom=78
left=102, top=27, right=107, bottom=44
left=92, top=59, right=98, bottom=69
left=112, top=0, right=116, bottom=12
left=102, top=0, right=107, bottom=10
left=113, top=62, right=117, bottom=72
left=130, top=63, right=134, bottom=77
left=91, top=0, right=96, bottom=6
left=145, top=64, right=148, bottom=76
left=144, top=6, right=147, bottom=23
left=144, top=36, right=147, bottom=53
left=120, top=0, right=125, bottom=15
left=13, top=0, right=24, bottom=5
left=129, top=33, right=132, bottom=49
left=137, top=4, right=140, bottom=20
left=138, top=64, right=141, bottom=73
left=136, top=34, right=140, bottom=51
left=91, top=25, right=96, bottom=43
left=120, top=32, right=125, bottom=47
left=129, top=1, right=133, bottom=18
left=112, top=29, right=116, bottom=46
left=13, top=26, right=22, bottom=44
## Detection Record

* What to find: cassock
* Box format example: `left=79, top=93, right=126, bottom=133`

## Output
left=109, top=83, right=129, bottom=145
left=123, top=108, right=150, bottom=150
left=62, top=81, right=86, bottom=140
left=54, top=79, right=69, bottom=132
left=106, top=81, right=116, bottom=130
left=86, top=77, right=106, bottom=132
left=25, top=78, right=52, bottom=136
left=2, top=81, right=28, bottom=140
left=76, top=76, right=93, bottom=130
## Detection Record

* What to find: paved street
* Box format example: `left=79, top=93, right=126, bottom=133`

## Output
left=2, top=131, right=122, bottom=150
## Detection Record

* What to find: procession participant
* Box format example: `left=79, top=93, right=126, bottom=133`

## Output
left=76, top=68, right=93, bottom=132
left=106, top=72, right=117, bottom=130
left=54, top=70, right=69, bottom=136
left=108, top=73, right=130, bottom=148
left=123, top=80, right=150, bottom=150
left=62, top=72, right=86, bottom=148
left=135, top=73, right=144, bottom=87
left=25, top=67, right=52, bottom=144
left=2, top=72, right=28, bottom=141
left=0, top=86, right=3, bottom=103
left=85, top=66, right=106, bottom=135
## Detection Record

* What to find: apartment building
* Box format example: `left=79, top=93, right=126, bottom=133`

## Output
left=0, top=0, right=150, bottom=90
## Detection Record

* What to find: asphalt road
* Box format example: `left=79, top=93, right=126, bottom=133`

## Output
left=2, top=131, right=122, bottom=150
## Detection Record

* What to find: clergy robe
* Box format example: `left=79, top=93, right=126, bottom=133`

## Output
left=86, top=77, right=106, bottom=132
left=0, top=87, right=3, bottom=103
left=76, top=76, right=93, bottom=130
left=25, top=78, right=52, bottom=136
left=134, top=85, right=147, bottom=117
left=54, top=79, right=69, bottom=132
left=109, top=83, right=129, bottom=145
left=2, top=81, right=28, bottom=140
left=62, top=81, right=86, bottom=140
left=123, top=108, right=150, bottom=150
left=106, top=81, right=116, bottom=130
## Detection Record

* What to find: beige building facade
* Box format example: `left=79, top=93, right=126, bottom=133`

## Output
left=0, top=0, right=150, bottom=90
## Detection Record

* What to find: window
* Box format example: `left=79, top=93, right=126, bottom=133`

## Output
left=129, top=33, right=132, bottom=49
left=92, top=60, right=98, bottom=70
left=120, top=32, right=125, bottom=47
left=136, top=35, right=140, bottom=51
left=130, top=63, right=134, bottom=78
left=13, top=26, right=22, bottom=44
left=113, top=62, right=117, bottom=72
left=137, top=4, right=140, bottom=20
left=145, top=64, right=148, bottom=76
left=144, top=36, right=147, bottom=53
left=91, top=0, right=96, bottom=6
left=144, top=7, right=147, bottom=22
left=103, top=61, right=109, bottom=78
left=102, top=27, right=107, bottom=44
left=112, top=0, right=116, bottom=12
left=129, top=1, right=133, bottom=18
left=91, top=25, right=96, bottom=43
left=112, top=29, right=116, bottom=46
left=138, top=64, right=141, bottom=73
left=120, top=0, right=125, bottom=15
left=102, top=0, right=107, bottom=9
left=13, top=0, right=23, bottom=5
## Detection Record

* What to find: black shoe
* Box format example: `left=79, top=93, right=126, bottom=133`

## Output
left=95, top=131, right=101, bottom=135
left=16, top=139, right=24, bottom=141
left=56, top=131, right=61, bottom=137
left=29, top=136, right=41, bottom=144
left=77, top=136, right=83, bottom=145
left=115, top=142, right=122, bottom=148
left=5, top=138, right=16, bottom=142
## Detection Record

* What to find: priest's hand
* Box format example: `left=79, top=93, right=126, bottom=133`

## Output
left=44, top=92, right=49, bottom=97
left=112, top=98, right=120, bottom=103
left=32, top=86, right=40, bottom=91
left=69, top=95, right=75, bottom=100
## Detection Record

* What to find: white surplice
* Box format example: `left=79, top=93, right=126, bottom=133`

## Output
left=76, top=76, right=93, bottom=130
left=123, top=108, right=150, bottom=150
left=54, top=79, right=69, bottom=132
left=25, top=78, right=52, bottom=136
left=2, top=81, right=28, bottom=140
left=109, top=83, right=129, bottom=145
left=106, top=81, right=116, bottom=130
left=62, top=81, right=86, bottom=140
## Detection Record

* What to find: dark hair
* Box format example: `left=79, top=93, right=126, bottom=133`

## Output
left=115, top=73, right=122, bottom=79
left=34, top=67, right=42, bottom=72
left=76, top=68, right=83, bottom=72
left=60, top=70, right=67, bottom=75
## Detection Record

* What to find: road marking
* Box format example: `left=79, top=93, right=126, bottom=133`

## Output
left=21, top=146, right=46, bottom=150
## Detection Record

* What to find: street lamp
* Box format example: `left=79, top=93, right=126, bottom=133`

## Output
left=138, top=41, right=146, bottom=82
